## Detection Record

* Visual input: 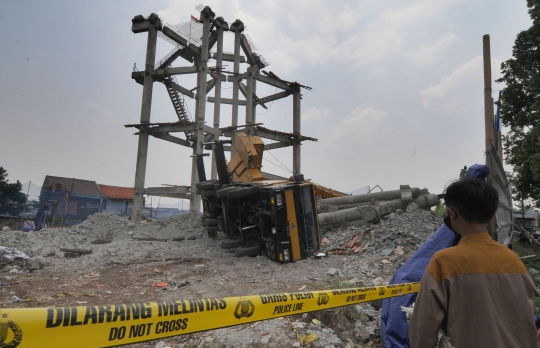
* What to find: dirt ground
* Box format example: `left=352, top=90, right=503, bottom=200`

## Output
left=0, top=208, right=443, bottom=347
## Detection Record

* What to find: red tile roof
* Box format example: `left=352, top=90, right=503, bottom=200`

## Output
left=98, top=185, right=134, bottom=200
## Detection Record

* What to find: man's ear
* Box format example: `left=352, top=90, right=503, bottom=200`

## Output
left=489, top=212, right=496, bottom=222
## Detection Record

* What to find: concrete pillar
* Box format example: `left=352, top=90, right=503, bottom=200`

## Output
left=292, top=85, right=301, bottom=175
left=132, top=18, right=159, bottom=223
left=246, top=66, right=253, bottom=125
left=230, top=20, right=244, bottom=158
left=190, top=7, right=214, bottom=213
left=210, top=17, right=228, bottom=180
left=252, top=68, right=258, bottom=124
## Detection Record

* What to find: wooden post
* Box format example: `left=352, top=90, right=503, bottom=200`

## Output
left=483, top=34, right=497, bottom=240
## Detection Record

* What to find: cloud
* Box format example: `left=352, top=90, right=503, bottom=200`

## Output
left=403, top=33, right=459, bottom=66
left=156, top=0, right=464, bottom=73
left=420, top=57, right=503, bottom=113
left=301, top=106, right=331, bottom=123
left=330, top=107, right=388, bottom=141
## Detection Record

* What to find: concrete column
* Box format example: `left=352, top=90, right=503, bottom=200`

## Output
left=210, top=17, right=228, bottom=180
left=132, top=19, right=159, bottom=223
left=230, top=20, right=244, bottom=158
left=190, top=72, right=201, bottom=213
left=292, top=85, right=301, bottom=175
left=252, top=68, right=258, bottom=124
left=246, top=66, right=253, bottom=124
left=189, top=7, right=214, bottom=214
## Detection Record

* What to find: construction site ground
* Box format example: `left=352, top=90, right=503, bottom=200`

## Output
left=0, top=206, right=445, bottom=347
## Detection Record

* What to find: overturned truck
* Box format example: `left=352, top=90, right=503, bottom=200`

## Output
left=197, top=132, right=321, bottom=263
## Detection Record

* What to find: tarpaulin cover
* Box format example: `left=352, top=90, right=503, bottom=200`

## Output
left=380, top=163, right=490, bottom=347
left=465, top=164, right=489, bottom=180
left=380, top=224, right=459, bottom=347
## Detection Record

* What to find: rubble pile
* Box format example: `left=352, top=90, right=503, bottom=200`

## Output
left=0, top=203, right=444, bottom=347
left=323, top=203, right=443, bottom=257
left=0, top=213, right=206, bottom=272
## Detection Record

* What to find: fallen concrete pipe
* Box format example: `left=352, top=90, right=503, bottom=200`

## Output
left=318, top=206, right=364, bottom=225
left=321, top=187, right=421, bottom=207
left=318, top=194, right=440, bottom=225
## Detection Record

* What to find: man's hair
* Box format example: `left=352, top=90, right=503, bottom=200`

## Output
left=444, top=178, right=499, bottom=224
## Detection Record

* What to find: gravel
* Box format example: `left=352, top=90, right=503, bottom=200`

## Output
left=0, top=203, right=443, bottom=347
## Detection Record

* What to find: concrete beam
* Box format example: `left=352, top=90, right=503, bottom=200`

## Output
left=217, top=53, right=245, bottom=63
left=208, top=97, right=246, bottom=106
left=167, top=66, right=198, bottom=75
left=210, top=71, right=226, bottom=81
left=206, top=79, right=216, bottom=94
left=169, top=80, right=195, bottom=99
left=240, top=34, right=254, bottom=64
left=256, top=74, right=290, bottom=90
left=151, top=133, right=192, bottom=148
left=258, top=90, right=291, bottom=104
left=239, top=82, right=247, bottom=98
left=145, top=186, right=190, bottom=198
left=132, top=21, right=150, bottom=33
left=253, top=128, right=291, bottom=143
left=208, top=31, right=218, bottom=51
left=264, top=141, right=290, bottom=150
left=203, top=124, right=221, bottom=136
left=162, top=26, right=201, bottom=55
left=131, top=71, right=145, bottom=85
left=145, top=123, right=198, bottom=134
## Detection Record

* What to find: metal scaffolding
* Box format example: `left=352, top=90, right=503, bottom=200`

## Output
left=128, top=7, right=315, bottom=222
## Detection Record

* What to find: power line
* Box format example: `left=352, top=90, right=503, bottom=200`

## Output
left=267, top=149, right=292, bottom=173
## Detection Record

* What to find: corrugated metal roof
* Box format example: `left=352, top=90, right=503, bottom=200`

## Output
left=98, top=184, right=134, bottom=200
left=42, top=176, right=103, bottom=198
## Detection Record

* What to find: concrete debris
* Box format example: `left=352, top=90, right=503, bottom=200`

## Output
left=2, top=227, right=11, bottom=232
left=0, top=246, right=30, bottom=260
left=0, top=200, right=444, bottom=347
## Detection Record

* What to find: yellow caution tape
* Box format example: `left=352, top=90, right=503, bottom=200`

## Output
left=0, top=282, right=419, bottom=347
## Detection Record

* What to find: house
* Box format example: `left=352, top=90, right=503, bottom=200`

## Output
left=98, top=184, right=134, bottom=217
left=40, top=176, right=104, bottom=221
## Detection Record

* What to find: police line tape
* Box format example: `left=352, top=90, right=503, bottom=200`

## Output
left=0, top=282, right=419, bottom=347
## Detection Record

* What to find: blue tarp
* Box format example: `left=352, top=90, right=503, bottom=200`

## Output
left=380, top=163, right=491, bottom=347
left=380, top=225, right=460, bottom=347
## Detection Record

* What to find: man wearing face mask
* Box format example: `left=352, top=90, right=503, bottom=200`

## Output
left=381, top=164, right=487, bottom=348
left=408, top=178, right=537, bottom=347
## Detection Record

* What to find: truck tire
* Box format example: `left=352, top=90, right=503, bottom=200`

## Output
left=216, top=186, right=240, bottom=199
left=205, top=218, right=218, bottom=227
left=201, top=189, right=215, bottom=197
left=222, top=239, right=243, bottom=249
left=196, top=181, right=217, bottom=190
left=206, top=225, right=219, bottom=233
left=235, top=245, right=262, bottom=257
left=200, top=215, right=207, bottom=227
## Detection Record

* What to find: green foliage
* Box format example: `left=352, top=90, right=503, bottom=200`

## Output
left=434, top=201, right=446, bottom=217
left=496, top=0, right=540, bottom=206
left=0, top=167, right=25, bottom=216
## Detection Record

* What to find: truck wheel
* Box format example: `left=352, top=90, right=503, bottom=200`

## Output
left=222, top=239, right=243, bottom=249
left=235, top=246, right=262, bottom=257
left=201, top=189, right=215, bottom=197
left=206, top=225, right=219, bottom=233
left=216, top=186, right=240, bottom=199
left=205, top=218, right=218, bottom=227
left=200, top=215, right=207, bottom=227
left=196, top=181, right=217, bottom=190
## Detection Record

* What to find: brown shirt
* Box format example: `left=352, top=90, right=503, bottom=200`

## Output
left=409, top=232, right=536, bottom=348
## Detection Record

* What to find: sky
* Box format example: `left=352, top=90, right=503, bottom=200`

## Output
left=0, top=0, right=533, bottom=207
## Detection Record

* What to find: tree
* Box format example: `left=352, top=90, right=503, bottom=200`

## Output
left=0, top=167, right=26, bottom=216
left=496, top=0, right=540, bottom=206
